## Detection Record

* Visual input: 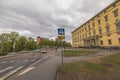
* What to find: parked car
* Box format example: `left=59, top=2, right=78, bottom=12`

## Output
left=20, top=51, right=29, bottom=54
left=41, top=49, right=47, bottom=53
left=35, top=49, right=41, bottom=53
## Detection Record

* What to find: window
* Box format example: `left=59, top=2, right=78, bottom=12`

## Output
left=113, top=9, right=119, bottom=17
left=93, top=23, right=95, bottom=27
left=88, top=25, right=90, bottom=30
left=104, top=15, right=108, bottom=22
left=100, top=40, right=103, bottom=45
left=108, top=39, right=112, bottom=45
left=93, top=29, right=96, bottom=35
left=106, top=24, right=111, bottom=36
left=99, top=27, right=102, bottom=35
left=85, top=27, right=87, bottom=31
left=98, top=19, right=101, bottom=25
left=115, top=20, right=120, bottom=34
left=85, top=34, right=87, bottom=37
left=116, top=23, right=120, bottom=34
left=82, top=35, right=84, bottom=38
left=118, top=38, right=120, bottom=44
left=89, top=32, right=91, bottom=36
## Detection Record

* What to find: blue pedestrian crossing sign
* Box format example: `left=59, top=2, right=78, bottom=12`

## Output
left=58, top=28, right=65, bottom=35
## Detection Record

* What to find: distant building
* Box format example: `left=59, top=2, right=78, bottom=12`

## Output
left=36, top=36, right=41, bottom=44
left=72, top=0, right=120, bottom=48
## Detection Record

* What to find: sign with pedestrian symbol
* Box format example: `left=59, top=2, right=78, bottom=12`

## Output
left=58, top=28, right=65, bottom=35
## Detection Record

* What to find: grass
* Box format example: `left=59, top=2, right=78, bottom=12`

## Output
left=64, top=50, right=97, bottom=57
left=58, top=53, right=120, bottom=80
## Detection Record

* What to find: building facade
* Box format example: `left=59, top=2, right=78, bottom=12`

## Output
left=72, top=0, right=120, bottom=48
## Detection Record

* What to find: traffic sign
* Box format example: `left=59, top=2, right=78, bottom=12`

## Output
left=58, top=36, right=65, bottom=40
left=58, top=28, right=65, bottom=35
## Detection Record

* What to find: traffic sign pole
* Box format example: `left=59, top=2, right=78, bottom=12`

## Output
left=58, top=28, right=65, bottom=66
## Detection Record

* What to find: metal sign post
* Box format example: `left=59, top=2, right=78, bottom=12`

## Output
left=58, top=28, right=65, bottom=65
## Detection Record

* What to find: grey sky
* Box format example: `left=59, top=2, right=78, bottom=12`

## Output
left=0, top=0, right=115, bottom=42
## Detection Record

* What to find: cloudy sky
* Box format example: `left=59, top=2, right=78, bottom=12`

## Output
left=0, top=0, right=115, bottom=42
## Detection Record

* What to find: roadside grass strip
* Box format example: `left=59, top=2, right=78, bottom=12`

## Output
left=64, top=50, right=98, bottom=57
left=58, top=52, right=120, bottom=80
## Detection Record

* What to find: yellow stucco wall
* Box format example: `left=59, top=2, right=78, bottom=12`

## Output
left=72, top=0, right=120, bottom=47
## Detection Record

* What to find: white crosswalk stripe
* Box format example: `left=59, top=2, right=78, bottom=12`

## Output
left=1, top=61, right=7, bottom=64
left=0, top=66, right=24, bottom=80
left=0, top=67, right=14, bottom=73
left=9, top=60, right=15, bottom=63
left=31, top=59, right=36, bottom=62
left=18, top=67, right=35, bottom=76
left=0, top=59, right=36, bottom=64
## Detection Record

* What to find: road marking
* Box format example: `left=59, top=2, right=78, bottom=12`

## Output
left=31, top=59, right=36, bottom=62
left=1, top=61, right=7, bottom=64
left=0, top=67, right=13, bottom=73
left=23, top=59, right=28, bottom=62
left=0, top=66, right=24, bottom=80
left=18, top=67, right=35, bottom=76
left=9, top=60, right=15, bottom=63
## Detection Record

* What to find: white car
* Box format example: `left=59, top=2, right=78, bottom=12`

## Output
left=41, top=49, right=47, bottom=53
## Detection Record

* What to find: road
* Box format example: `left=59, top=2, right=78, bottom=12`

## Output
left=0, top=49, right=116, bottom=80
left=0, top=50, right=51, bottom=80
left=4, top=49, right=62, bottom=80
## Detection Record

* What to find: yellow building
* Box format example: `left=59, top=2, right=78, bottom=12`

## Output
left=72, top=0, right=120, bottom=48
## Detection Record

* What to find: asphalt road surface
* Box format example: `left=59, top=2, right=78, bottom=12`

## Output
left=5, top=49, right=61, bottom=80
left=0, top=51, right=49, bottom=80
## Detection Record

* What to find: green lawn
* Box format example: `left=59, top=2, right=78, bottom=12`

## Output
left=58, top=53, right=120, bottom=80
left=64, top=50, right=98, bottom=57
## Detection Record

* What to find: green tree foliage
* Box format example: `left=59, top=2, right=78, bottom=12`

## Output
left=0, top=32, right=71, bottom=56
left=0, top=32, right=36, bottom=55
left=37, top=38, right=71, bottom=48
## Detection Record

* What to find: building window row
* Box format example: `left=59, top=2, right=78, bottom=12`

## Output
left=97, top=9, right=119, bottom=25
left=78, top=20, right=119, bottom=37
left=100, top=38, right=120, bottom=45
left=113, top=9, right=119, bottom=17
left=104, top=15, right=108, bottom=22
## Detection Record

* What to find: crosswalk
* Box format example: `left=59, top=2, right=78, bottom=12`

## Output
left=0, top=59, right=36, bottom=80
left=0, top=66, right=35, bottom=80
left=0, top=66, right=24, bottom=80
left=0, top=59, right=36, bottom=64
left=0, top=67, right=13, bottom=73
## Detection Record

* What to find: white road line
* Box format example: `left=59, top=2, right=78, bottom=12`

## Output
left=0, top=66, right=24, bottom=80
left=9, top=60, right=15, bottom=63
left=18, top=67, right=35, bottom=76
left=23, top=59, right=28, bottom=62
left=31, top=59, right=36, bottom=62
left=0, top=67, right=13, bottom=73
left=1, top=61, right=7, bottom=64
